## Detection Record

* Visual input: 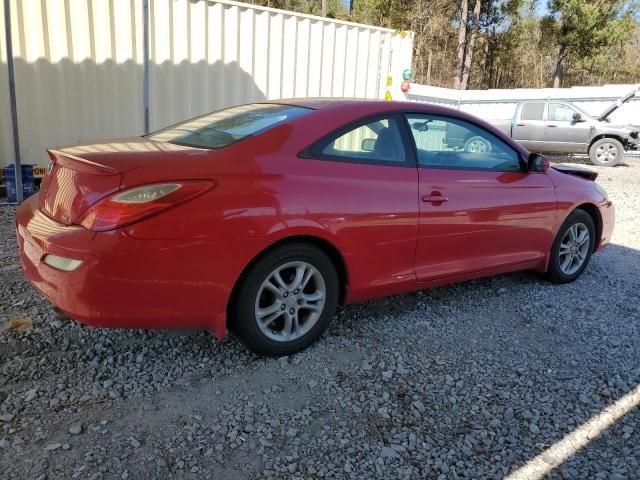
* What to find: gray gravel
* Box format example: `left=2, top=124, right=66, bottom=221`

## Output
left=1, top=157, right=640, bottom=479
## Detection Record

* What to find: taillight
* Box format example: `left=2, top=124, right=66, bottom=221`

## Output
left=78, top=181, right=214, bottom=231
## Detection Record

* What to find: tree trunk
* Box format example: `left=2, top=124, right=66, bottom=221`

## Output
left=427, top=49, right=433, bottom=84
left=479, top=35, right=489, bottom=86
left=479, top=0, right=493, bottom=88
left=321, top=0, right=327, bottom=17
left=460, top=0, right=481, bottom=89
left=454, top=0, right=469, bottom=89
left=553, top=45, right=566, bottom=88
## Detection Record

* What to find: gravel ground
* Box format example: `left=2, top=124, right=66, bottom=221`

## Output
left=1, top=158, right=639, bottom=479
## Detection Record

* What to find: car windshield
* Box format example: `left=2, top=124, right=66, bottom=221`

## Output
left=148, top=103, right=311, bottom=149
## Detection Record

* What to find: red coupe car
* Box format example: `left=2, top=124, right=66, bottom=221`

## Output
left=16, top=100, right=614, bottom=355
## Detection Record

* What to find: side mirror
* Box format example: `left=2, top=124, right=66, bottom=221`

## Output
left=528, top=153, right=550, bottom=172
left=413, top=121, right=429, bottom=132
left=361, top=138, right=376, bottom=152
left=572, top=112, right=584, bottom=122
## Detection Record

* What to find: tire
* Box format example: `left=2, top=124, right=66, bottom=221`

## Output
left=464, top=136, right=492, bottom=153
left=589, top=138, right=624, bottom=167
left=231, top=243, right=339, bottom=356
left=546, top=209, right=596, bottom=284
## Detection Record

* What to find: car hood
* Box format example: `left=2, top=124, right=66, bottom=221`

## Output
left=598, top=87, right=639, bottom=121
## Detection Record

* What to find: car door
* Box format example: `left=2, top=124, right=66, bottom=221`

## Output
left=512, top=102, right=546, bottom=151
left=301, top=114, right=419, bottom=298
left=544, top=102, right=592, bottom=153
left=404, top=113, right=557, bottom=282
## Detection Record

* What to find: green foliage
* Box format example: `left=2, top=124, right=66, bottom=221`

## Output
left=548, top=0, right=633, bottom=55
left=250, top=0, right=348, bottom=18
left=350, top=0, right=411, bottom=28
left=543, top=0, right=637, bottom=85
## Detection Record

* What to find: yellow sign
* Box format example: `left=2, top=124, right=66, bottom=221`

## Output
left=386, top=76, right=393, bottom=87
left=0, top=165, right=48, bottom=178
left=385, top=91, right=392, bottom=101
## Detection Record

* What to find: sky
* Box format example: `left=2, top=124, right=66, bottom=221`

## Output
left=535, top=1, right=551, bottom=17
left=339, top=0, right=552, bottom=17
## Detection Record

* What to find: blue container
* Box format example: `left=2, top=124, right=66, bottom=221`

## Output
left=4, top=164, right=35, bottom=203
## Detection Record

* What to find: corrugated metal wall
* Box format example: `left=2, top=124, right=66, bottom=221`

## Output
left=411, top=124, right=446, bottom=151
left=148, top=0, right=394, bottom=130
left=0, top=0, right=413, bottom=171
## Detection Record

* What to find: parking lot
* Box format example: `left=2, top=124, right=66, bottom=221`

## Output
left=1, top=157, right=639, bottom=479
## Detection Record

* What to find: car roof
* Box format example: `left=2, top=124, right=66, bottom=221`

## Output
left=262, top=98, right=531, bottom=157
left=260, top=98, right=474, bottom=116
left=262, top=97, right=376, bottom=110
left=264, top=98, right=408, bottom=110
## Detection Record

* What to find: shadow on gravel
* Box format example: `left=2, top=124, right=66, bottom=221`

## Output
left=505, top=381, right=640, bottom=480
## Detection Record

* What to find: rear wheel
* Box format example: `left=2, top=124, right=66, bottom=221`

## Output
left=546, top=209, right=595, bottom=284
left=231, top=243, right=339, bottom=356
left=589, top=138, right=624, bottom=167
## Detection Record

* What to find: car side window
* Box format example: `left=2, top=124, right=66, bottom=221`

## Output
left=548, top=103, right=577, bottom=122
left=319, top=117, right=407, bottom=163
left=520, top=102, right=545, bottom=121
left=406, top=114, right=522, bottom=172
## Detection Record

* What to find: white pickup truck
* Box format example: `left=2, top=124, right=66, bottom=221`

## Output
left=445, top=91, right=640, bottom=167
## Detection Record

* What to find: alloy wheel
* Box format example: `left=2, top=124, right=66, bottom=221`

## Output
left=558, top=222, right=590, bottom=275
left=595, top=142, right=619, bottom=165
left=254, top=261, right=326, bottom=342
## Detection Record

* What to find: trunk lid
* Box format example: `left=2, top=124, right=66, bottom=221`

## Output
left=40, top=150, right=123, bottom=225
left=39, top=137, right=202, bottom=225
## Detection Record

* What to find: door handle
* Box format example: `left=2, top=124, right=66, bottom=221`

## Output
left=547, top=124, right=558, bottom=127
left=516, top=123, right=526, bottom=126
left=422, top=194, right=449, bottom=203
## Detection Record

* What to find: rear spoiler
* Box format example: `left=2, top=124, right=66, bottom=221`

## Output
left=551, top=164, right=598, bottom=181
left=48, top=149, right=120, bottom=175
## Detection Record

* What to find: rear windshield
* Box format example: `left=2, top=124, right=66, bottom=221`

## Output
left=148, top=103, right=311, bottom=149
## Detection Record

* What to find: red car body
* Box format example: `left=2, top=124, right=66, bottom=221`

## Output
left=16, top=100, right=614, bottom=339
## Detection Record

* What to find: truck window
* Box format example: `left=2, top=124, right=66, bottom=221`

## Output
left=520, top=102, right=545, bottom=121
left=548, top=103, right=577, bottom=122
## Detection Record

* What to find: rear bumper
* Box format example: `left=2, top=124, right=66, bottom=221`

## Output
left=16, top=194, right=268, bottom=338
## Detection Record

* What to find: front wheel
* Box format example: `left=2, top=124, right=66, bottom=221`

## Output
left=231, top=243, right=339, bottom=356
left=589, top=138, right=624, bottom=167
left=546, top=209, right=596, bottom=284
